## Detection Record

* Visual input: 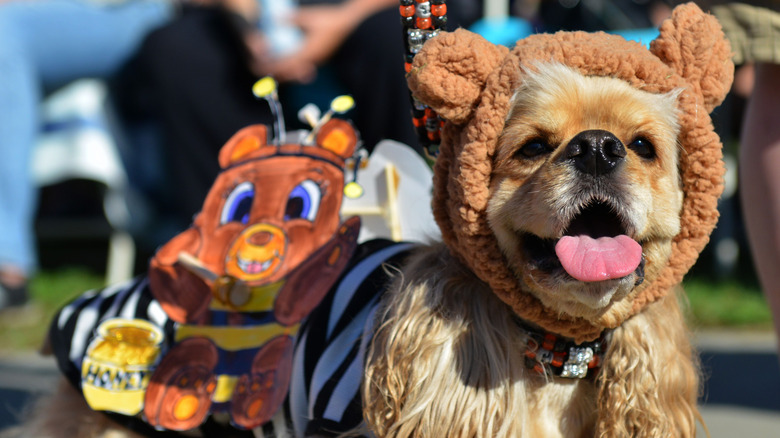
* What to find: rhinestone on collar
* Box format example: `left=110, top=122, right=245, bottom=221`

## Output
left=517, top=319, right=607, bottom=379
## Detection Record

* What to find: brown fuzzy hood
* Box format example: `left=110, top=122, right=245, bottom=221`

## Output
left=408, top=2, right=734, bottom=341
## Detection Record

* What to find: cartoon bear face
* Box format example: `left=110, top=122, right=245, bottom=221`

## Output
left=149, top=120, right=361, bottom=324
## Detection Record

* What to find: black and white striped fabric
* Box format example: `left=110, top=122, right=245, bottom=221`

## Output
left=49, top=276, right=177, bottom=390
left=285, top=239, right=414, bottom=437
left=48, top=239, right=414, bottom=437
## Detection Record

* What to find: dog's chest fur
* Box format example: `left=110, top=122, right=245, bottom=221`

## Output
left=525, top=376, right=598, bottom=437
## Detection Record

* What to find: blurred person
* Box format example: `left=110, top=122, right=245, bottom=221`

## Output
left=718, top=1, right=780, bottom=343
left=0, top=0, right=174, bottom=311
left=131, top=0, right=479, bottom=235
left=536, top=0, right=673, bottom=32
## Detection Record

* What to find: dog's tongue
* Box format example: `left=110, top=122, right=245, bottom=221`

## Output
left=555, top=235, right=642, bottom=282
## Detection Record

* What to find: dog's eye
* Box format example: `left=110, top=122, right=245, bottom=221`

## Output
left=517, top=139, right=552, bottom=159
left=628, top=137, right=655, bottom=159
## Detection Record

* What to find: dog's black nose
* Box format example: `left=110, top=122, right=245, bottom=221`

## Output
left=564, top=130, right=626, bottom=176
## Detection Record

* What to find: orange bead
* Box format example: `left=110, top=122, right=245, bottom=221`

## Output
left=431, top=4, right=447, bottom=16
left=416, top=17, right=432, bottom=29
left=399, top=5, right=415, bottom=17
left=404, top=62, right=412, bottom=73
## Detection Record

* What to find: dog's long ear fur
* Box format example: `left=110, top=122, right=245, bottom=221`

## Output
left=595, top=291, right=703, bottom=437
left=363, top=245, right=601, bottom=438
left=407, top=29, right=509, bottom=125
left=363, top=245, right=531, bottom=437
left=650, top=2, right=733, bottom=112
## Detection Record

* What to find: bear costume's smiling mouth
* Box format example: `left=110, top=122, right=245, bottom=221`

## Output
left=523, top=201, right=646, bottom=284
left=237, top=255, right=276, bottom=275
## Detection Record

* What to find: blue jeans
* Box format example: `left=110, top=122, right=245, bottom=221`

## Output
left=0, top=0, right=173, bottom=274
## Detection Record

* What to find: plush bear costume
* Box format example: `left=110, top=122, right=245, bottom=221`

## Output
left=408, top=2, right=734, bottom=341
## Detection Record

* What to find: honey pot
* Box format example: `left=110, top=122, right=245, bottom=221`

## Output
left=81, top=318, right=164, bottom=415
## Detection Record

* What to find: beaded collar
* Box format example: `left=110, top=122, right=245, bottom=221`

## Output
left=515, top=317, right=607, bottom=379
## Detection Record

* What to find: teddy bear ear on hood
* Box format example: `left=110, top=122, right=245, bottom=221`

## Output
left=649, top=2, right=734, bottom=113
left=408, top=29, right=509, bottom=125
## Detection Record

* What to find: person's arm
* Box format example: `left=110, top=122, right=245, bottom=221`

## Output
left=293, top=0, right=397, bottom=63
left=739, top=62, right=780, bottom=345
left=220, top=0, right=258, bottom=22
left=251, top=0, right=397, bottom=83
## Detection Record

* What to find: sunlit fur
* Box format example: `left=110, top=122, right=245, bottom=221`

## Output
left=364, top=245, right=597, bottom=438
left=363, top=63, right=703, bottom=437
left=596, top=287, right=703, bottom=437
left=363, top=246, right=702, bottom=437
left=488, top=63, right=683, bottom=325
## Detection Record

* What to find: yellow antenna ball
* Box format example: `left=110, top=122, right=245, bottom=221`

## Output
left=252, top=77, right=277, bottom=99
left=344, top=181, right=364, bottom=199
left=330, top=95, right=355, bottom=114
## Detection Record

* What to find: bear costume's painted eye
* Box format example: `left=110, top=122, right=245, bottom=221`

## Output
left=285, top=180, right=321, bottom=222
left=221, top=181, right=255, bottom=225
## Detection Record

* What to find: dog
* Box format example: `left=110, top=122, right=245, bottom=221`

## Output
left=362, top=62, right=697, bottom=437
left=351, top=4, right=732, bottom=435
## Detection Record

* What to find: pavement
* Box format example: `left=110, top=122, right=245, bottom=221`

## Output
left=694, top=330, right=780, bottom=437
left=0, top=330, right=778, bottom=437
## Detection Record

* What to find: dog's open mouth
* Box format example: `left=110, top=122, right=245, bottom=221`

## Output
left=524, top=202, right=645, bottom=283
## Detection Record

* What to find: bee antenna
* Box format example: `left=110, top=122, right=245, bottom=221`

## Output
left=252, top=77, right=286, bottom=145
left=305, top=95, right=355, bottom=144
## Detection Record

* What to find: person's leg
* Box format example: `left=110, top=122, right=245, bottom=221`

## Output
left=739, top=62, right=780, bottom=341
left=0, top=0, right=172, bottom=308
left=0, top=7, right=39, bottom=306
left=135, top=7, right=273, bottom=229
left=19, top=0, right=174, bottom=87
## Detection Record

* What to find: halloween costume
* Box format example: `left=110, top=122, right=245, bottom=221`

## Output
left=407, top=2, right=733, bottom=341
left=49, top=93, right=364, bottom=432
